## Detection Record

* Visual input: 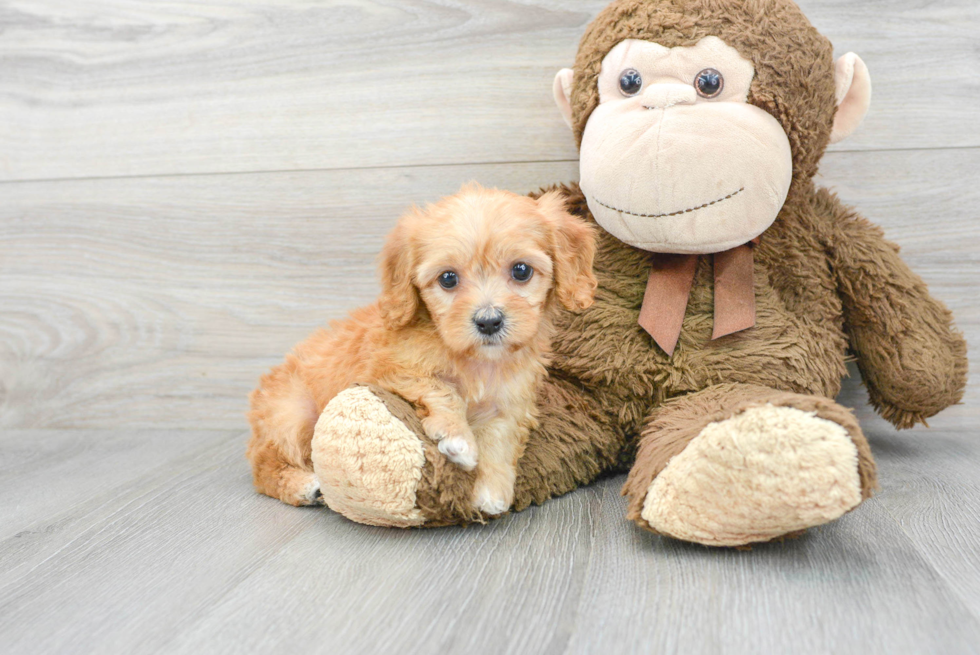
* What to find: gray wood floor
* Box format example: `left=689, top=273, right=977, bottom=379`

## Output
left=1, top=1, right=979, bottom=653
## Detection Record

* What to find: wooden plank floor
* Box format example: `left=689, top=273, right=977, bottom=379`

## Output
left=1, top=1, right=979, bottom=653
left=2, top=414, right=980, bottom=654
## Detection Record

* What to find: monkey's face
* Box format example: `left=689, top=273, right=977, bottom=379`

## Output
left=576, top=36, right=793, bottom=254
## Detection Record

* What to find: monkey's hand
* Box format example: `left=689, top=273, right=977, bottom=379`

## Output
left=823, top=190, right=967, bottom=429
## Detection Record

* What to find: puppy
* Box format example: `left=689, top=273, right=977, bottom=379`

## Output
left=246, top=184, right=597, bottom=515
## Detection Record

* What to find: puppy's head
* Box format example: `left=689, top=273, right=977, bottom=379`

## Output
left=379, top=183, right=597, bottom=359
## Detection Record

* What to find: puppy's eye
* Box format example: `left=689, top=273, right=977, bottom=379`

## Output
left=619, top=68, right=642, bottom=96
left=694, top=68, right=723, bottom=98
left=511, top=262, right=533, bottom=282
left=438, top=271, right=458, bottom=290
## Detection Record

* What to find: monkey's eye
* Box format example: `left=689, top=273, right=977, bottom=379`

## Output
left=511, top=262, right=533, bottom=282
left=694, top=68, right=724, bottom=98
left=438, top=271, right=459, bottom=289
left=619, top=69, right=643, bottom=96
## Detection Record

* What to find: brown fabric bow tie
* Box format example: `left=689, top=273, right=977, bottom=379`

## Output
left=638, top=239, right=759, bottom=356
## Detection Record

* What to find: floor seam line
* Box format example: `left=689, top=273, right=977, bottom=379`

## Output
left=1, top=144, right=978, bottom=186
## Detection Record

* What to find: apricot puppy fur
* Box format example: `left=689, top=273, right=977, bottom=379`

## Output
left=247, top=184, right=597, bottom=515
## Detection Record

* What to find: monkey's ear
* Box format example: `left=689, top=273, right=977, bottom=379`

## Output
left=537, top=190, right=597, bottom=312
left=553, top=68, right=574, bottom=129
left=829, top=53, right=872, bottom=144
left=378, top=213, right=421, bottom=330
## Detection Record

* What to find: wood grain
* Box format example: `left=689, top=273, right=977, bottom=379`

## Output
left=167, top=480, right=598, bottom=655
left=870, top=421, right=980, bottom=619
left=1, top=429, right=979, bottom=655
left=1, top=2, right=979, bottom=652
left=0, top=428, right=238, bottom=542
left=0, top=433, right=320, bottom=655
left=0, top=161, right=573, bottom=430
left=2, top=150, right=976, bottom=431
left=563, top=476, right=980, bottom=655
left=831, top=379, right=980, bottom=619
left=1, top=0, right=977, bottom=182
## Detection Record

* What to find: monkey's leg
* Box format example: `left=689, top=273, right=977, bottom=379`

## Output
left=511, top=375, right=626, bottom=511
left=622, top=383, right=878, bottom=547
left=311, top=378, right=624, bottom=527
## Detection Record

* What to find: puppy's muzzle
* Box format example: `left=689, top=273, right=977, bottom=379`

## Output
left=473, top=307, right=505, bottom=336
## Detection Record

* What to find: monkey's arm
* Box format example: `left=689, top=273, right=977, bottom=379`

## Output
left=380, top=373, right=479, bottom=470
left=820, top=189, right=968, bottom=428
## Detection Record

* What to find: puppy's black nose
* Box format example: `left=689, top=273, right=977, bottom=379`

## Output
left=473, top=309, right=504, bottom=336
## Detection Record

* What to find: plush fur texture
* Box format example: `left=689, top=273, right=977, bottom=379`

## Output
left=641, top=404, right=863, bottom=546
left=622, top=383, right=877, bottom=543
left=306, top=0, right=967, bottom=545
left=570, top=0, right=839, bottom=187
left=577, top=36, right=794, bottom=254
left=248, top=185, right=597, bottom=512
left=365, top=385, right=485, bottom=526
left=313, top=385, right=427, bottom=527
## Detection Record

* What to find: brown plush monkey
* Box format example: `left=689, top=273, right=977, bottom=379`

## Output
left=302, top=0, right=967, bottom=546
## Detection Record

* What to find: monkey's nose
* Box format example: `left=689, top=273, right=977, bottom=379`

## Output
left=473, top=308, right=505, bottom=336
left=641, top=83, right=697, bottom=110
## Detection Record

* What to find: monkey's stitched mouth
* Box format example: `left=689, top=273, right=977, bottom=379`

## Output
left=593, top=187, right=745, bottom=219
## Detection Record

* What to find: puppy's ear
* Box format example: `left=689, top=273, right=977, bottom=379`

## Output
left=537, top=190, right=597, bottom=312
left=378, top=210, right=421, bottom=329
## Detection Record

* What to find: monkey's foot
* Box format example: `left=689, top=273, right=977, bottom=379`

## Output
left=637, top=404, right=867, bottom=547
left=312, top=386, right=426, bottom=527
left=311, top=385, right=480, bottom=528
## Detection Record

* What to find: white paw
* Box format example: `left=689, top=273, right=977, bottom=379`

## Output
left=473, top=482, right=512, bottom=516
left=301, top=477, right=324, bottom=505
left=438, top=436, right=478, bottom=471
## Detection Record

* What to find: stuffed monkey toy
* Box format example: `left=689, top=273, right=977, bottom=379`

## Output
left=294, top=0, right=967, bottom=546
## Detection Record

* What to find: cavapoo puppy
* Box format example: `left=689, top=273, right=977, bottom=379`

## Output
left=247, top=184, right=597, bottom=515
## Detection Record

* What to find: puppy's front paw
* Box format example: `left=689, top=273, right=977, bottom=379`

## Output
left=437, top=436, right=478, bottom=471
left=423, top=415, right=478, bottom=470
left=473, top=480, right=513, bottom=516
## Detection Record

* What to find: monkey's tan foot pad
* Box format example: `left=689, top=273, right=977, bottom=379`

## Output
left=639, top=404, right=864, bottom=547
left=312, top=386, right=426, bottom=528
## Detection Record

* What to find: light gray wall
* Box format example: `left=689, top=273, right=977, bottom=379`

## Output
left=1, top=0, right=976, bottom=430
